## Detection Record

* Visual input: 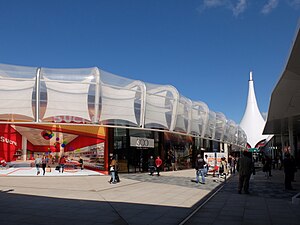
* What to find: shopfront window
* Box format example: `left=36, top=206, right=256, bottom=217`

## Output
left=164, top=133, right=193, bottom=171
left=113, top=128, right=160, bottom=173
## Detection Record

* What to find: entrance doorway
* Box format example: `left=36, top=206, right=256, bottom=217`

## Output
left=127, top=147, right=154, bottom=173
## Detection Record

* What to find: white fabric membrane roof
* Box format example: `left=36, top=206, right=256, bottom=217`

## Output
left=0, top=63, right=247, bottom=148
left=240, top=72, right=271, bottom=148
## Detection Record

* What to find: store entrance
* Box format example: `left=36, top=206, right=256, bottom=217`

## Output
left=128, top=147, right=154, bottom=173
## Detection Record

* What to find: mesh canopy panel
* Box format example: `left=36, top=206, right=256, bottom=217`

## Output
left=0, top=64, right=36, bottom=120
left=0, top=79, right=35, bottom=118
left=190, top=101, right=209, bottom=136
left=174, top=95, right=192, bottom=133
left=225, top=120, right=237, bottom=143
left=41, top=69, right=94, bottom=120
left=99, top=70, right=145, bottom=126
left=100, top=69, right=137, bottom=87
left=100, top=85, right=138, bottom=125
left=41, top=67, right=98, bottom=82
left=144, top=83, right=178, bottom=130
left=215, top=112, right=226, bottom=141
left=238, top=127, right=247, bottom=146
left=144, top=90, right=169, bottom=129
left=0, top=63, right=37, bottom=79
left=204, top=110, right=216, bottom=139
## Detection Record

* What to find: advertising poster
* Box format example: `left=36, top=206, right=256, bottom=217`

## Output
left=205, top=152, right=227, bottom=171
left=216, top=152, right=226, bottom=167
left=205, top=152, right=216, bottom=167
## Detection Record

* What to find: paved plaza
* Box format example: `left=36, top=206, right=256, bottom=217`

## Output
left=0, top=168, right=299, bottom=225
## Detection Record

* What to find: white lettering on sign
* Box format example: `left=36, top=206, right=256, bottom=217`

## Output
left=130, top=137, right=154, bottom=148
left=53, top=116, right=96, bottom=123
left=0, top=136, right=17, bottom=146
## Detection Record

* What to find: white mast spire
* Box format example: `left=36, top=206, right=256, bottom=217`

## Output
left=240, top=71, right=269, bottom=148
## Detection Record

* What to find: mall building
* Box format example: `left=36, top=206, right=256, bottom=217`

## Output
left=0, top=63, right=247, bottom=173
left=263, top=24, right=300, bottom=168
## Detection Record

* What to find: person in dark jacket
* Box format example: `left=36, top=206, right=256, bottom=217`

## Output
left=78, top=157, right=83, bottom=170
left=148, top=156, right=155, bottom=176
left=237, top=151, right=254, bottom=194
left=195, top=154, right=205, bottom=184
left=283, top=153, right=294, bottom=190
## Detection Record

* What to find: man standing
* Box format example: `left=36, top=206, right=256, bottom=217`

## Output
left=204, top=154, right=209, bottom=176
left=237, top=151, right=253, bottom=194
left=78, top=156, right=83, bottom=170
left=195, top=154, right=205, bottom=184
left=155, top=156, right=162, bottom=176
left=283, top=153, right=294, bottom=190
left=148, top=156, right=155, bottom=176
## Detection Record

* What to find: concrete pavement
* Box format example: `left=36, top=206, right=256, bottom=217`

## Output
left=0, top=167, right=299, bottom=225
left=184, top=169, right=300, bottom=225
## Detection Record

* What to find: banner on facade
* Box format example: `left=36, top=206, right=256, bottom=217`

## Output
left=130, top=137, right=154, bottom=148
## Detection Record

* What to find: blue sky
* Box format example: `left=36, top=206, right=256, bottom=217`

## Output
left=0, top=0, right=299, bottom=124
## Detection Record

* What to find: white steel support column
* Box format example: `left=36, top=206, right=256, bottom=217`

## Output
left=94, top=68, right=100, bottom=123
left=139, top=82, right=146, bottom=128
left=170, top=90, right=179, bottom=131
left=22, top=136, right=27, bottom=161
left=35, top=68, right=41, bottom=122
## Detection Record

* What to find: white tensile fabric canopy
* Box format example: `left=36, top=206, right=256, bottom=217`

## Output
left=100, top=85, right=138, bottom=125
left=0, top=78, right=35, bottom=118
left=42, top=77, right=91, bottom=121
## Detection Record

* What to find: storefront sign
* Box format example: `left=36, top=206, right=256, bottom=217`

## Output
left=130, top=137, right=154, bottom=148
left=0, top=136, right=17, bottom=146
left=53, top=115, right=95, bottom=123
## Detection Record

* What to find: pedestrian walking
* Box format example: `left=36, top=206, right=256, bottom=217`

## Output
left=108, top=156, right=117, bottom=184
left=59, top=155, right=66, bottom=173
left=195, top=154, right=205, bottom=184
left=115, top=157, right=120, bottom=182
left=237, top=151, right=254, bottom=194
left=35, top=154, right=42, bottom=175
left=78, top=156, right=84, bottom=170
left=148, top=156, right=155, bottom=176
left=204, top=154, right=209, bottom=176
left=219, top=157, right=228, bottom=178
left=230, top=156, right=236, bottom=174
left=291, top=155, right=297, bottom=182
left=283, top=153, right=294, bottom=190
left=262, top=155, right=272, bottom=178
left=155, top=156, right=162, bottom=176
left=41, top=155, right=47, bottom=175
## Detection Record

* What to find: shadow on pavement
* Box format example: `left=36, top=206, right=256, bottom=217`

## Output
left=0, top=191, right=190, bottom=225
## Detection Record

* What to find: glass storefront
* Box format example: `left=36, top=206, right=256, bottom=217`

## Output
left=164, top=133, right=193, bottom=170
left=110, top=128, right=199, bottom=173
left=112, top=128, right=161, bottom=173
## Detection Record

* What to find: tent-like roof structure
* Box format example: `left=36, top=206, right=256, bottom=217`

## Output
left=240, top=72, right=271, bottom=148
